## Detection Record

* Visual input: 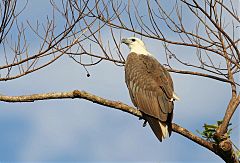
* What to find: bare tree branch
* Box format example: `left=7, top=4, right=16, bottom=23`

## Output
left=0, top=89, right=238, bottom=162
left=0, top=0, right=239, bottom=162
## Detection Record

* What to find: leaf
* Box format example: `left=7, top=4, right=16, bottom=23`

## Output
left=196, top=120, right=233, bottom=143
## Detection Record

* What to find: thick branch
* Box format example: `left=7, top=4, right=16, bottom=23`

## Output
left=0, top=90, right=215, bottom=153
left=172, top=123, right=214, bottom=152
left=0, top=90, right=141, bottom=116
left=217, top=95, right=240, bottom=135
left=0, top=89, right=238, bottom=162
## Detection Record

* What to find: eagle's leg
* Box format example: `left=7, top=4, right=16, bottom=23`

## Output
left=139, top=117, right=148, bottom=127
left=142, top=120, right=147, bottom=127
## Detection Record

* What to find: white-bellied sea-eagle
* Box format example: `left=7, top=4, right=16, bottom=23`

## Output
left=122, top=37, right=179, bottom=142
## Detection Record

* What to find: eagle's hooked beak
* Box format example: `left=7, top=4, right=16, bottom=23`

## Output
left=121, top=38, right=130, bottom=45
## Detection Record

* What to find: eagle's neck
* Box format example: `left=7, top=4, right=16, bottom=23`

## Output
left=130, top=45, right=152, bottom=56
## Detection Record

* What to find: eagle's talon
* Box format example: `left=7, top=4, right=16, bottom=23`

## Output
left=143, top=120, right=147, bottom=127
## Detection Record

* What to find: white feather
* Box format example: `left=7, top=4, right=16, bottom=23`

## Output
left=173, top=92, right=180, bottom=101
left=123, top=37, right=152, bottom=56
left=159, top=122, right=169, bottom=139
left=130, top=43, right=151, bottom=56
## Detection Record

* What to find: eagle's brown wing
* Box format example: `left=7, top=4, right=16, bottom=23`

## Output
left=125, top=52, right=174, bottom=141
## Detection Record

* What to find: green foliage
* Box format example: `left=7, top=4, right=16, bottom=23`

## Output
left=197, top=121, right=240, bottom=161
left=196, top=120, right=232, bottom=144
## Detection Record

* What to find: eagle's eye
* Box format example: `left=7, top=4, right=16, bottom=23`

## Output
left=131, top=39, right=136, bottom=42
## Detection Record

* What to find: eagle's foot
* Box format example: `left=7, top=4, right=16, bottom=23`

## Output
left=142, top=120, right=147, bottom=127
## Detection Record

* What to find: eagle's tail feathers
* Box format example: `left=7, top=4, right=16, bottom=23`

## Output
left=144, top=116, right=170, bottom=142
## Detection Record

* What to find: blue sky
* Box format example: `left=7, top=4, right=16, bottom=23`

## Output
left=0, top=1, right=239, bottom=162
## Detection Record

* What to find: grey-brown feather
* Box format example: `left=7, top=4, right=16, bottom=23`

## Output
left=125, top=52, right=174, bottom=141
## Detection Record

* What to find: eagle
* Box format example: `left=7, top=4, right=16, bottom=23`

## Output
left=122, top=37, right=179, bottom=142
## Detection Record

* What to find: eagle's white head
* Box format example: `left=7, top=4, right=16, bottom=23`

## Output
left=121, top=37, right=151, bottom=56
